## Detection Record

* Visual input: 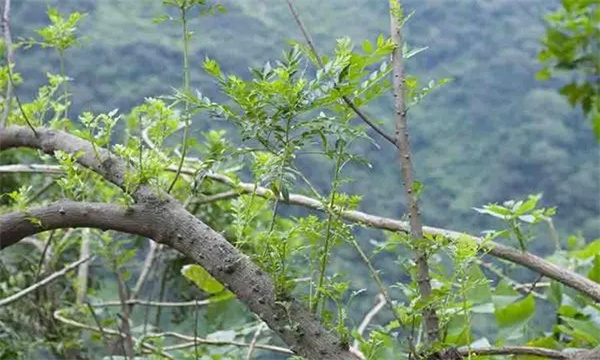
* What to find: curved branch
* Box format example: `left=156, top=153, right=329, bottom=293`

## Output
left=2, top=161, right=600, bottom=302
left=0, top=125, right=361, bottom=360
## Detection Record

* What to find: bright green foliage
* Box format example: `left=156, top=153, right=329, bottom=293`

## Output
left=28, top=7, right=84, bottom=52
left=474, top=194, right=556, bottom=251
left=538, top=0, right=600, bottom=139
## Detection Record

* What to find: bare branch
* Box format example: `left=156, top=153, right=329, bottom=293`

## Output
left=457, top=345, right=574, bottom=360
left=194, top=190, right=240, bottom=204
left=246, top=322, right=266, bottom=359
left=91, top=299, right=212, bottom=308
left=151, top=330, right=293, bottom=355
left=130, top=240, right=161, bottom=301
left=53, top=309, right=175, bottom=360
left=0, top=255, right=94, bottom=307
left=390, top=1, right=439, bottom=343
left=76, top=228, right=91, bottom=304
left=2, top=162, right=600, bottom=302
left=353, top=293, right=386, bottom=349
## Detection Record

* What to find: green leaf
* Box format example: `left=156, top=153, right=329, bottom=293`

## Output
left=514, top=194, right=541, bottom=216
left=181, top=264, right=224, bottom=294
left=444, top=315, right=471, bottom=346
left=535, top=67, right=552, bottom=81
left=571, top=239, right=600, bottom=259
left=281, top=183, right=290, bottom=203
left=547, top=281, right=563, bottom=305
left=466, top=265, right=492, bottom=305
left=588, top=254, right=600, bottom=283
left=493, top=279, right=520, bottom=307
left=362, top=39, right=373, bottom=54
left=494, top=294, right=535, bottom=328
left=559, top=317, right=600, bottom=345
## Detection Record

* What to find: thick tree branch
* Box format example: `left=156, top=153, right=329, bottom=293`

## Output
left=2, top=162, right=600, bottom=302
left=390, top=1, right=439, bottom=343
left=0, top=125, right=361, bottom=360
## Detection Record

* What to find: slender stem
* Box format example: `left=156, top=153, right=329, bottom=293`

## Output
left=0, top=255, right=94, bottom=307
left=350, top=238, right=406, bottom=332
left=1, top=0, right=13, bottom=128
left=59, top=51, right=68, bottom=120
left=312, top=141, right=344, bottom=315
left=285, top=0, right=397, bottom=148
left=168, top=6, right=191, bottom=193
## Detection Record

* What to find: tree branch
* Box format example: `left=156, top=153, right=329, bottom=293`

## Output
left=457, top=345, right=600, bottom=360
left=390, top=1, right=439, bottom=343
left=0, top=125, right=362, bottom=360
left=0, top=255, right=94, bottom=307
left=2, top=162, right=599, bottom=302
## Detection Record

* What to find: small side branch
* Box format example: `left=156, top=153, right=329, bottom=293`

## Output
left=0, top=255, right=95, bottom=307
left=285, top=0, right=397, bottom=148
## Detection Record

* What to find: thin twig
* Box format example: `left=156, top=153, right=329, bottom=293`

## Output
left=53, top=309, right=175, bottom=360
left=0, top=255, right=95, bottom=307
left=130, top=240, right=161, bottom=301
left=86, top=302, right=115, bottom=360
left=353, top=293, right=386, bottom=349
left=478, top=260, right=546, bottom=299
left=246, top=321, right=265, bottom=359
left=1, top=0, right=13, bottom=128
left=91, top=298, right=213, bottom=308
left=113, top=262, right=135, bottom=357
left=147, top=331, right=293, bottom=355
left=285, top=0, right=397, bottom=148
left=34, top=230, right=55, bottom=280
left=1, top=0, right=36, bottom=135
left=457, top=345, right=570, bottom=359
left=76, top=228, right=91, bottom=304
left=350, top=238, right=406, bottom=333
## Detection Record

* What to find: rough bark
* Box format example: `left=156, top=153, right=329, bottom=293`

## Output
left=390, top=1, right=440, bottom=343
left=0, top=126, right=360, bottom=360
